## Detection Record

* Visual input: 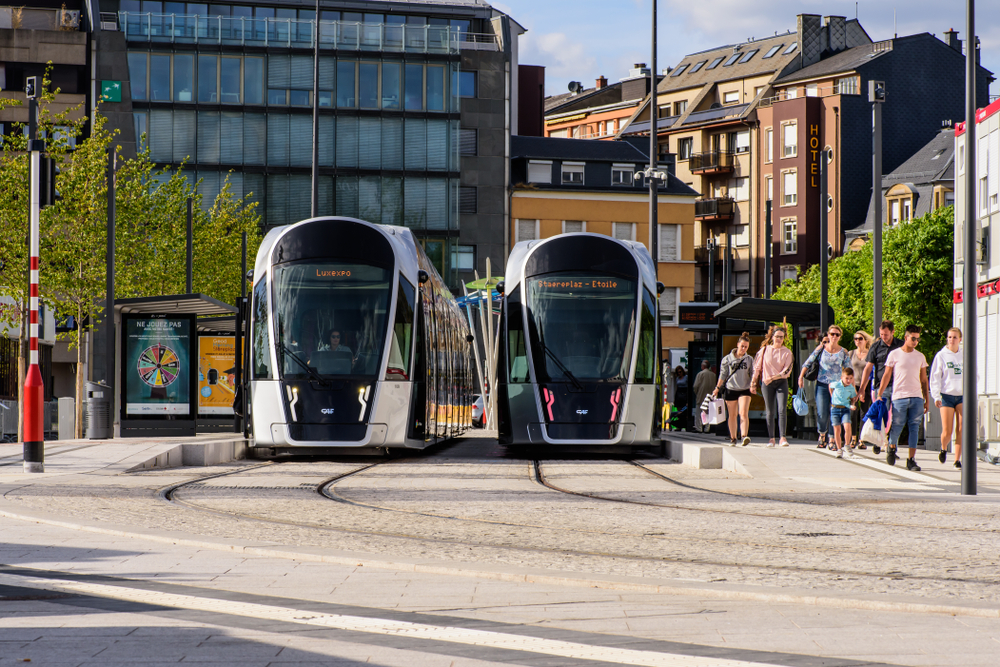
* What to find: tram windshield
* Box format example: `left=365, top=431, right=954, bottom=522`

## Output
left=273, top=261, right=392, bottom=379
left=526, top=273, right=637, bottom=383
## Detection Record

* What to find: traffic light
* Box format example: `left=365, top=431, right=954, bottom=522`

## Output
left=868, top=80, right=885, bottom=103
left=25, top=76, right=38, bottom=99
left=39, top=157, right=61, bottom=208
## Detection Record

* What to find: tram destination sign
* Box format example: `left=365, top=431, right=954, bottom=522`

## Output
left=123, top=314, right=196, bottom=417
left=535, top=278, right=628, bottom=291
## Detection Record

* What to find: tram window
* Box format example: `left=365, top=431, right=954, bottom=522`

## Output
left=359, top=62, right=379, bottom=109
left=634, top=289, right=657, bottom=383
left=382, top=62, right=401, bottom=110
left=252, top=278, right=272, bottom=379
left=506, top=287, right=529, bottom=383
left=386, top=279, right=415, bottom=380
left=337, top=61, right=357, bottom=107
left=244, top=57, right=263, bottom=105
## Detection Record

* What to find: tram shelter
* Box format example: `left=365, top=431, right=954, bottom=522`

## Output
left=112, top=294, right=237, bottom=437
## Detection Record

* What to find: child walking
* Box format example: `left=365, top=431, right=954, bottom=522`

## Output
left=829, top=367, right=858, bottom=458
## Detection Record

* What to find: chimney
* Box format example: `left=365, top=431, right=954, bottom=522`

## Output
left=595, top=75, right=608, bottom=89
left=797, top=14, right=823, bottom=68
left=825, top=15, right=847, bottom=53
left=944, top=28, right=961, bottom=52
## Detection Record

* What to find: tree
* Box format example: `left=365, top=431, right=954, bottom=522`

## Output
left=772, top=206, right=955, bottom=356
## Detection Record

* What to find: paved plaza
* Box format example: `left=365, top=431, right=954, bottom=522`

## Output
left=1, top=432, right=1000, bottom=666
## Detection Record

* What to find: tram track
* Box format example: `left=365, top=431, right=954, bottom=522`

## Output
left=150, top=457, right=1000, bottom=591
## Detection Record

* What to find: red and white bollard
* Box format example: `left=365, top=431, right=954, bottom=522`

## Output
left=23, top=104, right=45, bottom=473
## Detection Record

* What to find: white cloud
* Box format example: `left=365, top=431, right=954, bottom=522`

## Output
left=521, top=31, right=598, bottom=84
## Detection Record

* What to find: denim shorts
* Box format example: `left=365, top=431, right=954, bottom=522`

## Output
left=830, top=405, right=852, bottom=426
left=940, top=393, right=962, bottom=409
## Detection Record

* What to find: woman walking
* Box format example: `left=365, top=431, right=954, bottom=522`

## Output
left=751, top=325, right=793, bottom=447
left=929, top=327, right=964, bottom=468
left=850, top=331, right=873, bottom=449
left=798, top=325, right=852, bottom=449
left=712, top=333, right=755, bottom=446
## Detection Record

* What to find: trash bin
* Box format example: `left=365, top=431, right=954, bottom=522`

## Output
left=85, top=382, right=111, bottom=440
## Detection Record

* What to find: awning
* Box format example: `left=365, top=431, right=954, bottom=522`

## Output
left=114, top=294, right=237, bottom=318
left=713, top=297, right=834, bottom=325
left=196, top=315, right=238, bottom=333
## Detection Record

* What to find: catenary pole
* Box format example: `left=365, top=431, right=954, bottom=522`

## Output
left=764, top=200, right=772, bottom=297
left=962, top=0, right=977, bottom=494
left=310, top=0, right=320, bottom=218
left=23, top=95, right=44, bottom=473
left=106, top=147, right=116, bottom=425
left=820, top=158, right=828, bottom=331
left=648, top=0, right=658, bottom=268
left=186, top=197, right=193, bottom=294
left=872, top=93, right=883, bottom=330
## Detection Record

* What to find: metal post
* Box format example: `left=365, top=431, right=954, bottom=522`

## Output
left=872, top=97, right=883, bottom=330
left=820, top=157, right=829, bottom=331
left=648, top=0, right=658, bottom=267
left=186, top=196, right=193, bottom=294
left=764, top=200, right=772, bottom=297
left=310, top=0, right=320, bottom=218
left=235, top=231, right=247, bottom=435
left=241, top=231, right=248, bottom=298
left=23, top=96, right=44, bottom=473
left=707, top=237, right=715, bottom=302
left=725, top=229, right=733, bottom=304
left=106, top=147, right=116, bottom=403
left=962, top=2, right=977, bottom=494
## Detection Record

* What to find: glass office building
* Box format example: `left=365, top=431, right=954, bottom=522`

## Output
left=119, top=2, right=473, bottom=261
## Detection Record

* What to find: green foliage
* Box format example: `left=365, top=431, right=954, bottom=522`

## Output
left=772, top=206, right=955, bottom=356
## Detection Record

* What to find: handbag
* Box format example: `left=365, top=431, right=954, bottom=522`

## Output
left=793, top=387, right=810, bottom=416
left=803, top=356, right=820, bottom=382
left=860, top=419, right=885, bottom=448
left=706, top=398, right=727, bottom=425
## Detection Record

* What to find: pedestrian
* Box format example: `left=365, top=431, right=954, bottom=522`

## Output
left=876, top=324, right=929, bottom=470
left=859, top=320, right=903, bottom=455
left=712, top=332, right=755, bottom=446
left=829, top=367, right=858, bottom=458
left=929, top=327, right=964, bottom=468
left=798, top=325, right=851, bottom=449
left=751, top=324, right=793, bottom=447
left=692, top=360, right=717, bottom=433
left=850, top=331, right=873, bottom=449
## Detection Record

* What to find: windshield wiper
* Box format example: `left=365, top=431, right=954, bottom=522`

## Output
left=537, top=326, right=584, bottom=391
left=278, top=342, right=330, bottom=387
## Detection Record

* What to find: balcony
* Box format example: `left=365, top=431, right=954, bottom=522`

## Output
left=694, top=198, right=735, bottom=222
left=688, top=150, right=735, bottom=175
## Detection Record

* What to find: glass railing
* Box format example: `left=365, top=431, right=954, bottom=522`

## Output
left=118, top=12, right=464, bottom=54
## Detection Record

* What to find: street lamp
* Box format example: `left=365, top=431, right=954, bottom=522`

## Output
left=870, top=79, right=885, bottom=331
left=962, top=0, right=977, bottom=495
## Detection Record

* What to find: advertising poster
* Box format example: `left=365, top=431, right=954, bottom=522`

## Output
left=198, top=335, right=238, bottom=415
left=124, top=316, right=192, bottom=415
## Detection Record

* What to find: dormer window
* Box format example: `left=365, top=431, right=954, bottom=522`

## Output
left=561, top=162, right=585, bottom=185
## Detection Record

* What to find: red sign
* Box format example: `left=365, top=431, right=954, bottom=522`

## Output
left=953, top=278, right=1000, bottom=303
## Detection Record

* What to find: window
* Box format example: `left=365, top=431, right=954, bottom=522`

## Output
left=244, top=57, right=263, bottom=105
left=671, top=64, right=688, bottom=76
left=456, top=70, right=476, bottom=98
left=506, top=287, right=529, bottom=383
left=613, top=222, right=635, bottom=241
left=660, top=288, right=679, bottom=326
left=252, top=277, right=271, bottom=379
left=785, top=86, right=798, bottom=99
left=735, top=271, right=750, bottom=294
left=268, top=89, right=287, bottom=105
left=562, top=220, right=585, bottom=234
left=706, top=56, right=724, bottom=70
left=806, top=83, right=819, bottom=97
left=754, top=85, right=766, bottom=98
left=198, top=55, right=218, bottom=103
left=289, top=90, right=310, bottom=106
left=527, top=160, right=552, bottom=184
left=612, top=164, right=633, bottom=185
left=782, top=171, right=797, bottom=205
left=723, top=90, right=739, bottom=104
left=763, top=44, right=782, bottom=59
left=782, top=122, right=797, bottom=157
left=460, top=186, right=477, bottom=214
left=515, top=219, right=538, bottom=243
left=426, top=65, right=445, bottom=111
left=405, top=63, right=423, bottom=110
left=945, top=191, right=955, bottom=207
left=738, top=49, right=759, bottom=63
left=782, top=218, right=797, bottom=253
left=359, top=62, right=379, bottom=109
left=658, top=224, right=682, bottom=261
left=678, top=137, right=693, bottom=160
left=451, top=245, right=475, bottom=271
left=734, top=130, right=749, bottom=153
left=675, top=100, right=687, bottom=114
left=337, top=61, right=356, bottom=107
left=890, top=199, right=900, bottom=223
left=835, top=76, right=859, bottom=95
left=731, top=177, right=748, bottom=201
left=219, top=57, right=241, bottom=103
left=765, top=127, right=773, bottom=162
left=783, top=42, right=798, bottom=54
left=561, top=163, right=584, bottom=185
left=689, top=60, right=707, bottom=73
left=149, top=54, right=171, bottom=101
left=459, top=128, right=477, bottom=156
left=780, top=265, right=799, bottom=284
left=723, top=52, right=741, bottom=67
left=765, top=175, right=773, bottom=201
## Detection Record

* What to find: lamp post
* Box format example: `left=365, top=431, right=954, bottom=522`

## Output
left=962, top=0, right=977, bottom=495
left=706, top=237, right=716, bottom=302
left=648, top=0, right=658, bottom=266
left=764, top=200, right=772, bottom=297
left=870, top=80, right=885, bottom=330
left=23, top=76, right=44, bottom=473
left=310, top=0, right=320, bottom=218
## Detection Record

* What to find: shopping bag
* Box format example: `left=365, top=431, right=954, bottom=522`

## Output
left=706, top=398, right=727, bottom=425
left=792, top=388, right=810, bottom=416
left=860, top=419, right=884, bottom=448
left=699, top=394, right=714, bottom=412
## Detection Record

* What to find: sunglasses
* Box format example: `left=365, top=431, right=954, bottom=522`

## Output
left=854, top=336, right=864, bottom=341
left=829, top=332, right=842, bottom=337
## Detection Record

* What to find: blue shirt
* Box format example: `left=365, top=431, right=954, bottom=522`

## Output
left=830, top=380, right=857, bottom=407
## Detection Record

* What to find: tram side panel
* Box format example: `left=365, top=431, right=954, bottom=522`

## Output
left=497, top=285, right=538, bottom=445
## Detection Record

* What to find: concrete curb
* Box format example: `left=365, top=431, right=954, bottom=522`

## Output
left=2, top=501, right=1000, bottom=619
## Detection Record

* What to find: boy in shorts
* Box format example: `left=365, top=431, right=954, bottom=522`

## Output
left=829, top=367, right=858, bottom=458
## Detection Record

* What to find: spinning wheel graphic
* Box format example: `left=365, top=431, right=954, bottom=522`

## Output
left=137, top=344, right=181, bottom=388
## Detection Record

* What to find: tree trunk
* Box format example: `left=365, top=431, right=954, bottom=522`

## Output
left=75, top=301, right=84, bottom=439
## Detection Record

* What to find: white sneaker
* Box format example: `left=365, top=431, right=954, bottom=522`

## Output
left=836, top=449, right=844, bottom=458
left=741, top=436, right=751, bottom=447
left=779, top=440, right=789, bottom=447
left=766, top=440, right=775, bottom=448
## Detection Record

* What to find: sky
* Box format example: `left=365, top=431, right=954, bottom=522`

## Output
left=489, top=0, right=1000, bottom=100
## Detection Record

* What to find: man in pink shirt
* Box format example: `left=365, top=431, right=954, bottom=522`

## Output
left=876, top=324, right=929, bottom=471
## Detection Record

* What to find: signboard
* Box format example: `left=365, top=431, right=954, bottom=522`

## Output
left=198, top=335, right=237, bottom=416
left=679, top=303, right=719, bottom=329
left=123, top=314, right=195, bottom=416
left=953, top=278, right=1000, bottom=303
left=101, top=80, right=122, bottom=103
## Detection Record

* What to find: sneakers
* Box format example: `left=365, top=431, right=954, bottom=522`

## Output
left=955, top=460, right=962, bottom=469
left=741, top=436, right=751, bottom=447
left=729, top=437, right=738, bottom=446
left=766, top=440, right=776, bottom=448
left=939, top=450, right=947, bottom=464
left=886, top=447, right=897, bottom=466
left=873, top=444, right=881, bottom=455
left=836, top=449, right=844, bottom=458
left=779, top=439, right=789, bottom=447
left=906, top=457, right=921, bottom=471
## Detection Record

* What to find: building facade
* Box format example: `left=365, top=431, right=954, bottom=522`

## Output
left=954, top=99, right=1000, bottom=445
left=509, top=136, right=699, bottom=350
left=543, top=65, right=654, bottom=141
